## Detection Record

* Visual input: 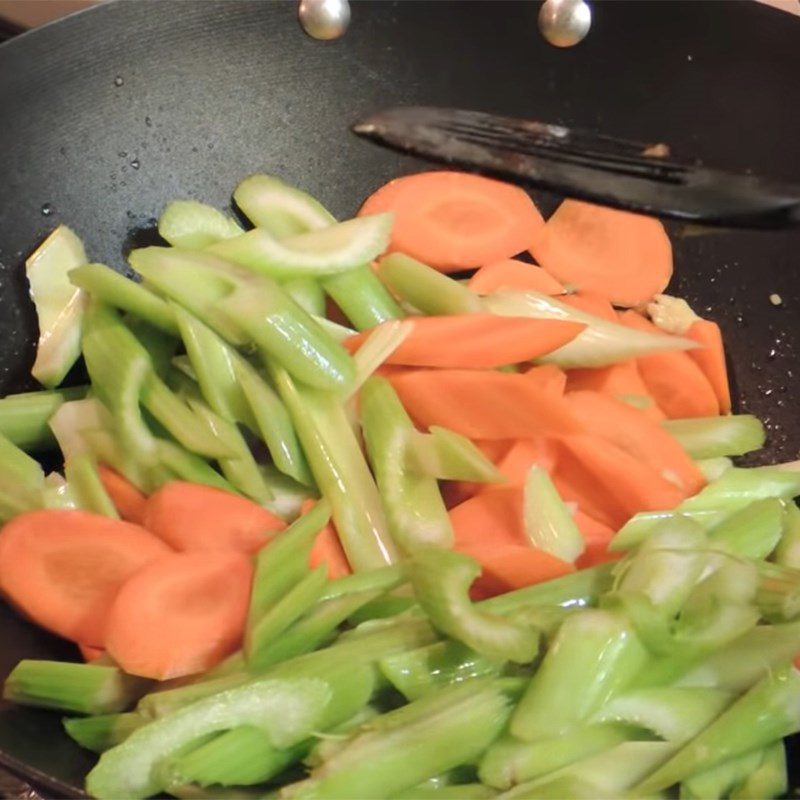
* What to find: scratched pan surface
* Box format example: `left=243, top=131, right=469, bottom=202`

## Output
left=0, top=0, right=799, bottom=795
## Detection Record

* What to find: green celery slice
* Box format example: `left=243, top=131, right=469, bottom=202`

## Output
left=323, top=265, right=404, bottom=330
left=729, top=741, right=787, bottom=800
left=775, top=502, right=800, bottom=569
left=64, top=712, right=147, bottom=753
left=0, top=431, right=46, bottom=521
left=64, top=453, right=119, bottom=517
left=0, top=385, right=87, bottom=451
left=405, top=426, right=504, bottom=483
left=158, top=200, right=243, bottom=249
left=283, top=277, right=327, bottom=316
left=706, top=497, right=785, bottom=559
left=681, top=748, right=764, bottom=800
left=348, top=319, right=413, bottom=400
left=661, top=415, right=765, bottom=459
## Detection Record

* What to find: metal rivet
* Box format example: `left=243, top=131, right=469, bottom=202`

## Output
left=539, top=0, right=592, bottom=48
left=298, top=0, right=351, bottom=41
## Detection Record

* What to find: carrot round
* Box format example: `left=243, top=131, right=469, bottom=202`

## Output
left=618, top=310, right=719, bottom=418
left=529, top=200, right=673, bottom=307
left=105, top=550, right=252, bottom=680
left=358, top=171, right=545, bottom=273
left=0, top=509, right=171, bottom=646
left=97, top=465, right=147, bottom=524
left=78, top=643, right=106, bottom=663
left=467, top=258, right=565, bottom=295
left=344, top=316, right=584, bottom=369
left=686, top=319, right=731, bottom=414
left=388, top=369, right=583, bottom=440
left=143, top=481, right=286, bottom=556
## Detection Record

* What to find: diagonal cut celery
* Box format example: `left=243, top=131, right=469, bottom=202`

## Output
left=64, top=712, right=147, bottom=754
left=405, top=426, right=504, bottom=484
left=158, top=200, right=243, bottom=249
left=0, top=385, right=87, bottom=452
left=661, top=415, right=765, bottom=460
left=323, top=265, right=404, bottom=330
left=0, top=431, right=46, bottom=521
left=64, top=453, right=119, bottom=518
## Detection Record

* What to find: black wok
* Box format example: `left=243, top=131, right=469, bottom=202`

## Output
left=0, top=1, right=798, bottom=795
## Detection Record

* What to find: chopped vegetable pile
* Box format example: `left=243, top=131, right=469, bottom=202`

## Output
left=0, top=170, right=799, bottom=799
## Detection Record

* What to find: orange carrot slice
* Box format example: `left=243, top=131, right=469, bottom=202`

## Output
left=467, top=258, right=565, bottom=295
left=78, top=643, right=106, bottom=663
left=566, top=390, right=706, bottom=496
left=529, top=200, right=673, bottom=307
left=344, top=315, right=584, bottom=369
left=449, top=485, right=526, bottom=549
left=358, top=171, right=545, bottom=273
left=560, top=292, right=618, bottom=322
left=105, top=550, right=252, bottom=680
left=573, top=510, right=619, bottom=569
left=687, top=319, right=731, bottom=414
left=97, top=465, right=147, bottom=524
left=388, top=369, right=584, bottom=440
left=143, top=481, right=285, bottom=556
left=495, top=437, right=557, bottom=485
left=619, top=311, right=719, bottom=418
left=522, top=364, right=568, bottom=396
left=301, top=500, right=351, bottom=579
left=0, top=509, right=171, bottom=646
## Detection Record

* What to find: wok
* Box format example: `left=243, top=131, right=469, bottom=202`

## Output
left=0, top=1, right=798, bottom=795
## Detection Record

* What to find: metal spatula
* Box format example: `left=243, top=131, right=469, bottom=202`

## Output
left=352, top=106, right=800, bottom=229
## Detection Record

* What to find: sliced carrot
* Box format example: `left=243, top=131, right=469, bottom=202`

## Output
left=566, top=390, right=706, bottom=496
left=560, top=292, right=618, bottom=322
left=301, top=500, right=352, bottom=580
left=0, top=509, right=171, bottom=646
left=105, top=550, right=252, bottom=680
left=97, top=465, right=147, bottom=524
left=529, top=200, right=673, bottom=307
left=552, top=434, right=685, bottom=529
left=442, top=439, right=516, bottom=506
left=78, top=643, right=106, bottom=663
left=618, top=311, right=719, bottom=418
left=495, top=437, right=557, bottom=486
left=522, top=364, right=568, bottom=396
left=358, top=171, right=545, bottom=273
left=573, top=510, right=620, bottom=569
left=467, top=258, right=565, bottom=295
left=143, top=481, right=285, bottom=556
left=388, top=369, right=584, bottom=440
left=449, top=485, right=525, bottom=549
left=462, top=543, right=575, bottom=600
left=686, top=319, right=731, bottom=414
left=344, top=315, right=584, bottom=370
left=565, top=361, right=665, bottom=421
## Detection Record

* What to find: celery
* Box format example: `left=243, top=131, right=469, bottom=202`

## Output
left=322, top=265, right=404, bottom=330
left=70, top=263, right=179, bottom=335
left=511, top=609, right=647, bottom=741
left=680, top=466, right=800, bottom=512
left=348, top=596, right=418, bottom=625
left=42, top=471, right=78, bottom=509
left=523, top=465, right=584, bottom=562
left=633, top=666, right=800, bottom=795
left=484, top=289, right=696, bottom=368
left=680, top=748, right=763, bottom=800
left=207, top=214, right=393, bottom=278
left=361, top=376, right=453, bottom=552
left=405, top=426, right=505, bottom=484
left=729, top=741, right=787, bottom=800
left=408, top=548, right=539, bottom=664
left=26, top=224, right=88, bottom=387
left=378, top=253, right=483, bottom=315
left=125, top=316, right=178, bottom=378
left=272, top=366, right=399, bottom=570
left=393, top=784, right=496, bottom=800
left=320, top=565, right=406, bottom=602
left=247, top=566, right=328, bottom=669
left=774, top=501, right=800, bottom=569
left=379, top=640, right=504, bottom=701
left=349, top=320, right=413, bottom=399
left=609, top=508, right=727, bottom=552
left=4, top=661, right=150, bottom=716
left=284, top=277, right=327, bottom=316
left=154, top=439, right=233, bottom=492
left=661, top=415, right=765, bottom=459
left=695, top=456, right=733, bottom=482
left=64, top=712, right=147, bottom=753
left=0, top=431, right=45, bottom=520
left=0, top=385, right=86, bottom=451
left=64, top=453, right=119, bottom=518
left=158, top=200, right=243, bottom=249
left=707, top=497, right=784, bottom=559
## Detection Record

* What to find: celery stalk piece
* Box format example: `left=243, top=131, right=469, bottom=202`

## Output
left=695, top=456, right=733, bottom=482
left=0, top=432, right=46, bottom=520
left=408, top=548, right=539, bottom=664
left=756, top=560, right=800, bottom=622
left=405, top=427, right=505, bottom=484
left=87, top=677, right=333, bottom=800
left=0, top=385, right=87, bottom=451
left=361, top=376, right=453, bottom=552
left=729, top=741, right=787, bottom=800
left=478, top=563, right=615, bottom=615
left=322, top=265, right=404, bottom=330
left=70, top=263, right=180, bottom=335
left=348, top=320, right=413, bottom=399
left=158, top=200, right=243, bottom=249
left=647, top=294, right=699, bottom=335
left=283, top=681, right=512, bottom=800
left=379, top=640, right=504, bottom=701
left=484, top=289, right=696, bottom=368
left=233, top=174, right=336, bottom=237
left=283, top=277, right=327, bottom=316
left=154, top=439, right=234, bottom=492
left=125, top=316, right=179, bottom=378
left=207, top=214, right=393, bottom=278
left=4, top=661, right=150, bottom=715
left=592, top=687, right=733, bottom=743
left=378, top=253, right=483, bottom=315
left=633, top=666, right=800, bottom=796
left=64, top=712, right=147, bottom=753
left=680, top=748, right=764, bottom=800
left=523, top=465, right=584, bottom=562
left=680, top=466, right=800, bottom=512
left=706, top=497, right=784, bottom=559
left=775, top=502, right=800, bottom=569
left=609, top=508, right=728, bottom=552
left=247, top=566, right=328, bottom=669
left=319, top=565, right=406, bottom=602
left=479, top=724, right=636, bottom=790
left=25, top=225, right=88, bottom=387
left=348, top=596, right=418, bottom=625
left=393, top=784, right=496, bottom=800
left=42, top=471, right=78, bottom=510
left=661, top=415, right=765, bottom=460
left=161, top=726, right=308, bottom=788
left=272, top=366, right=399, bottom=570
left=312, top=314, right=358, bottom=342
left=511, top=609, right=648, bottom=741
left=64, top=453, right=119, bottom=517
left=248, top=501, right=332, bottom=628
left=130, top=247, right=355, bottom=391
